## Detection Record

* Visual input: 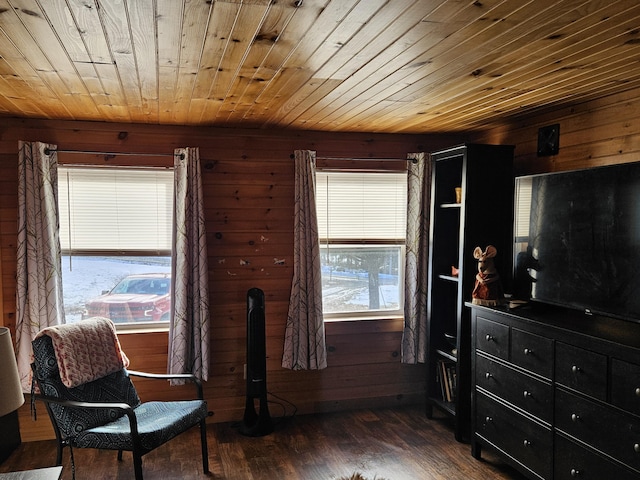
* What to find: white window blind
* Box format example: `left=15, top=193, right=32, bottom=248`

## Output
left=58, top=167, right=174, bottom=253
left=515, top=176, right=532, bottom=239
left=316, top=171, right=407, bottom=241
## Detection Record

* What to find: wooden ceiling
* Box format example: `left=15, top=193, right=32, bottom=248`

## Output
left=1, top=0, right=640, bottom=133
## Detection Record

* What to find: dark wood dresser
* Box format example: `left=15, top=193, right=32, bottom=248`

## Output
left=469, top=303, right=640, bottom=480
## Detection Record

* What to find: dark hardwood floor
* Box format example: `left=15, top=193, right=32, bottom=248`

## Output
left=1, top=405, right=527, bottom=479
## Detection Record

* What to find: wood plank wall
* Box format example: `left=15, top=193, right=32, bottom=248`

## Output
left=471, top=85, right=640, bottom=176
left=0, top=118, right=462, bottom=442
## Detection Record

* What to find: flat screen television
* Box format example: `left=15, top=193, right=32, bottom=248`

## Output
left=513, top=161, right=640, bottom=324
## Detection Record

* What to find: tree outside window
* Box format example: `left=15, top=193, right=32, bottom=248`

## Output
left=316, top=170, right=407, bottom=319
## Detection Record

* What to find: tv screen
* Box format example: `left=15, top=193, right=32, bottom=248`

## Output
left=513, top=162, right=640, bottom=323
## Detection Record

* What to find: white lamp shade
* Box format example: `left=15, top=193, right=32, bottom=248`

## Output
left=0, top=327, right=25, bottom=416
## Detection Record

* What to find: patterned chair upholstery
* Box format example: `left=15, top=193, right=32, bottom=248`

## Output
left=31, top=331, right=209, bottom=480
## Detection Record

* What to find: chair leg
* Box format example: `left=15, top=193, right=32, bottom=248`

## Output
left=133, top=452, right=144, bottom=480
left=55, top=441, right=64, bottom=465
left=199, top=419, right=209, bottom=473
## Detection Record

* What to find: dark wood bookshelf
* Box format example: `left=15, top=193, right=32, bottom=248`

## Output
left=425, top=144, right=514, bottom=442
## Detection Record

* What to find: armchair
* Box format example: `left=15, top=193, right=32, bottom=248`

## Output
left=30, top=318, right=209, bottom=480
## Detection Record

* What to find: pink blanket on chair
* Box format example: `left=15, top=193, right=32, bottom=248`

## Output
left=36, top=317, right=130, bottom=388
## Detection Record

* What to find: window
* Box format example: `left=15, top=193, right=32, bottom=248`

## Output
left=316, top=170, right=407, bottom=319
left=58, top=166, right=174, bottom=327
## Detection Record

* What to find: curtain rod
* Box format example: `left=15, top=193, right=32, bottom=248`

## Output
left=44, top=148, right=180, bottom=158
left=291, top=154, right=418, bottom=163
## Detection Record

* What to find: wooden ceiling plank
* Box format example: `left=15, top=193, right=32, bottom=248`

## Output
left=0, top=29, right=66, bottom=113
left=57, top=0, right=129, bottom=111
left=295, top=0, right=467, bottom=129
left=196, top=2, right=276, bottom=123
left=96, top=0, right=142, bottom=121
left=37, top=0, right=91, bottom=63
left=392, top=0, right=637, bottom=131
left=333, top=0, right=625, bottom=132
left=126, top=0, right=159, bottom=122
left=331, top=0, right=589, bottom=131
left=309, top=0, right=532, bottom=131
left=40, top=0, right=124, bottom=116
left=238, top=0, right=333, bottom=124
left=157, top=0, right=184, bottom=124
left=216, top=1, right=299, bottom=125
left=390, top=1, right=640, bottom=132
left=63, top=0, right=112, bottom=64
left=0, top=74, right=52, bottom=118
left=260, top=0, right=392, bottom=128
left=8, top=0, right=102, bottom=117
left=0, top=0, right=95, bottom=118
left=271, top=0, right=423, bottom=129
left=199, top=2, right=272, bottom=122
left=186, top=1, right=241, bottom=123
left=169, top=0, right=215, bottom=124
left=245, top=0, right=362, bottom=125
left=419, top=46, right=640, bottom=132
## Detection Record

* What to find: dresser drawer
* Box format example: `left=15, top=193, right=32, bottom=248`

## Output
left=476, top=354, right=553, bottom=424
left=476, top=391, right=552, bottom=479
left=511, top=328, right=553, bottom=379
left=555, top=388, right=640, bottom=472
left=476, top=315, right=509, bottom=359
left=555, top=343, right=607, bottom=401
left=554, top=434, right=639, bottom=480
left=611, top=358, right=640, bottom=417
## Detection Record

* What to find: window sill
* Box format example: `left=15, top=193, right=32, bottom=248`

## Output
left=324, top=314, right=403, bottom=323
left=116, top=323, right=170, bottom=335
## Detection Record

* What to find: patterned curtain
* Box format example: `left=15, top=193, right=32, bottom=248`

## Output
left=282, top=150, right=327, bottom=370
left=402, top=152, right=431, bottom=364
left=16, top=141, right=64, bottom=391
left=168, top=147, right=210, bottom=382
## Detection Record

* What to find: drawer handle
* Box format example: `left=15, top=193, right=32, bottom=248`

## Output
left=485, top=416, right=492, bottom=423
left=523, top=348, right=533, bottom=355
left=523, top=390, right=532, bottom=398
left=571, top=413, right=580, bottom=422
left=636, top=387, right=640, bottom=397
left=485, top=334, right=494, bottom=342
left=523, top=439, right=531, bottom=447
left=570, top=469, right=581, bottom=477
left=485, top=372, right=493, bottom=379
left=635, top=443, right=640, bottom=453
left=571, top=365, right=581, bottom=374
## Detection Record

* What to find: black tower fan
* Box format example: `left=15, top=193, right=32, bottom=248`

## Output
left=239, top=288, right=273, bottom=436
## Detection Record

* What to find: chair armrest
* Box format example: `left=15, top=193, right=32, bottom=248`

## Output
left=126, top=370, right=203, bottom=399
left=34, top=394, right=141, bottom=444
left=35, top=394, right=135, bottom=415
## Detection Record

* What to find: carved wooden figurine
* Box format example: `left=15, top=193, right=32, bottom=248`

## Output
left=471, top=245, right=505, bottom=306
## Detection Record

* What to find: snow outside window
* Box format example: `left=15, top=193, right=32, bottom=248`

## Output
left=315, top=170, right=407, bottom=319
left=58, top=166, right=173, bottom=327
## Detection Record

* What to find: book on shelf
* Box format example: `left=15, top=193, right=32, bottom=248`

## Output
left=437, top=359, right=457, bottom=403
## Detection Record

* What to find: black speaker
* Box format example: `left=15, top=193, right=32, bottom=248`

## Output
left=239, top=288, right=273, bottom=436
